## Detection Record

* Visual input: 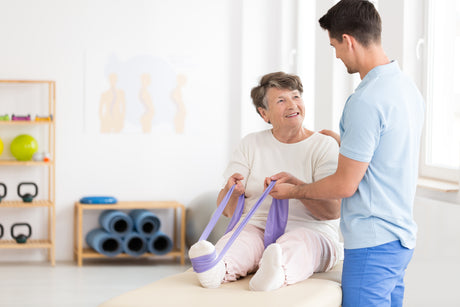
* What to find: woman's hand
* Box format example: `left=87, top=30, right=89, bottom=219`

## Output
left=319, top=129, right=340, bottom=146
left=226, top=173, right=245, bottom=196
left=219, top=173, right=245, bottom=217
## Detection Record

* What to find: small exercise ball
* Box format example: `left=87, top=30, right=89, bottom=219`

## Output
left=10, top=134, right=38, bottom=161
left=0, top=138, right=3, bottom=156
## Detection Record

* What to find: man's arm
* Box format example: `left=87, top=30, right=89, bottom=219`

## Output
left=269, top=154, right=369, bottom=200
left=265, top=172, right=340, bottom=220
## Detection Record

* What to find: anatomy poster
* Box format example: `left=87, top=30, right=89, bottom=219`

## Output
left=85, top=51, right=187, bottom=134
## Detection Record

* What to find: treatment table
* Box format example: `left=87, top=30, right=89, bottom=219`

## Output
left=99, top=261, right=342, bottom=307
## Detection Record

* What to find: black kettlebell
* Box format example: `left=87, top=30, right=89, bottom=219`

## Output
left=11, top=223, right=32, bottom=244
left=0, top=224, right=3, bottom=239
left=17, top=182, right=38, bottom=203
left=0, top=183, right=6, bottom=202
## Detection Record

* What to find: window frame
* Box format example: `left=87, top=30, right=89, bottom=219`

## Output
left=418, top=0, right=460, bottom=184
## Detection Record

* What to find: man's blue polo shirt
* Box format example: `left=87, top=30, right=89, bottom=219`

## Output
left=339, top=61, right=425, bottom=249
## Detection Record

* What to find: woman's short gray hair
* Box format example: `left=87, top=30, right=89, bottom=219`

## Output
left=250, top=72, right=303, bottom=116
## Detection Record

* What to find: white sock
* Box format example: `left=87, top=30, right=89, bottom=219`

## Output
left=189, top=240, right=225, bottom=288
left=249, top=243, right=285, bottom=291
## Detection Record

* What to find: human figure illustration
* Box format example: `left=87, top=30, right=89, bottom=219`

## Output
left=99, top=73, right=126, bottom=133
left=139, top=73, right=155, bottom=133
left=171, top=74, right=187, bottom=134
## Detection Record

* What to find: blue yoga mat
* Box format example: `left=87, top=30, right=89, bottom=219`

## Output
left=129, top=209, right=161, bottom=237
left=86, top=228, right=123, bottom=257
left=147, top=231, right=173, bottom=255
left=79, top=196, right=117, bottom=204
left=99, top=210, right=133, bottom=237
left=122, top=231, right=148, bottom=257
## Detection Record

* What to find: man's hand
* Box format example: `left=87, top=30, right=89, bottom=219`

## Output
left=265, top=172, right=303, bottom=199
left=268, top=182, right=297, bottom=199
left=319, top=129, right=340, bottom=146
left=264, top=172, right=302, bottom=188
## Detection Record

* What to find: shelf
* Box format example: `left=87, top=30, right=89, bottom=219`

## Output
left=0, top=239, right=52, bottom=249
left=0, top=80, right=55, bottom=84
left=74, top=200, right=186, bottom=266
left=0, top=121, right=53, bottom=126
left=0, top=160, right=54, bottom=166
left=0, top=200, right=54, bottom=208
left=78, top=247, right=183, bottom=259
left=78, top=201, right=184, bottom=210
left=0, top=79, right=56, bottom=266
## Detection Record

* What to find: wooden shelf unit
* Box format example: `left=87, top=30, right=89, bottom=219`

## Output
left=0, top=80, right=56, bottom=266
left=73, top=201, right=186, bottom=266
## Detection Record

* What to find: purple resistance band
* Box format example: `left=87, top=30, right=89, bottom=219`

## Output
left=191, top=181, right=289, bottom=273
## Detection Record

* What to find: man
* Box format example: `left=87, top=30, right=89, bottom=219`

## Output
left=267, top=0, right=425, bottom=306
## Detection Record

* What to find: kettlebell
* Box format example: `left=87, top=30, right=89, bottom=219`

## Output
left=0, top=183, right=6, bottom=202
left=17, top=182, right=38, bottom=203
left=11, top=223, right=32, bottom=244
left=0, top=224, right=3, bottom=239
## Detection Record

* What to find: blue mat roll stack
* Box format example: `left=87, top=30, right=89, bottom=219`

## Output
left=122, top=231, right=148, bottom=257
left=130, top=209, right=161, bottom=237
left=86, top=229, right=123, bottom=257
left=147, top=231, right=173, bottom=255
left=86, top=209, right=173, bottom=257
left=99, top=210, right=133, bottom=237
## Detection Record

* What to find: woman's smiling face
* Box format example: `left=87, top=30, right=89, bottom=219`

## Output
left=258, top=87, right=305, bottom=130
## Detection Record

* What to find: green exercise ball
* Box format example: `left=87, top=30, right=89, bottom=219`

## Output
left=10, top=135, right=38, bottom=161
left=0, top=138, right=3, bottom=156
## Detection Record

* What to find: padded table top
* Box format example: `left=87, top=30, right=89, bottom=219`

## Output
left=99, top=262, right=342, bottom=307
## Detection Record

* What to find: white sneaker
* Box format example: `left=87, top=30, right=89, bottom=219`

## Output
left=189, top=240, right=225, bottom=288
left=249, top=243, right=285, bottom=291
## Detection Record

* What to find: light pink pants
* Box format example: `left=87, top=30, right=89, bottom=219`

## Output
left=215, top=224, right=337, bottom=285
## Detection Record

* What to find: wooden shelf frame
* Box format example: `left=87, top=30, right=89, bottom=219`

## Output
left=0, top=200, right=54, bottom=208
left=0, top=80, right=56, bottom=266
left=73, top=201, right=186, bottom=266
left=0, top=160, right=54, bottom=166
left=0, top=121, right=54, bottom=126
left=0, top=240, right=53, bottom=249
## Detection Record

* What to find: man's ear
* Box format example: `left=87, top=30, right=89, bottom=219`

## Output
left=342, top=34, right=355, bottom=50
left=258, top=107, right=270, bottom=124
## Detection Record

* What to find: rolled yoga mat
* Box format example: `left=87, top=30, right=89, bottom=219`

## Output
left=147, top=231, right=173, bottom=255
left=86, top=228, right=123, bottom=257
left=99, top=210, right=133, bottom=237
left=129, top=209, right=161, bottom=237
left=122, top=231, right=148, bottom=257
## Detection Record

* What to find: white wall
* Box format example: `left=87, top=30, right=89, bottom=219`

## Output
left=0, top=0, right=243, bottom=261
left=0, top=0, right=458, bottom=264
left=0, top=0, right=304, bottom=261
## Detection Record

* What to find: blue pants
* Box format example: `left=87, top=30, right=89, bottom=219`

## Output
left=341, top=240, right=414, bottom=307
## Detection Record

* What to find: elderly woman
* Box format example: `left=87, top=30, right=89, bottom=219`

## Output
left=189, top=72, right=343, bottom=291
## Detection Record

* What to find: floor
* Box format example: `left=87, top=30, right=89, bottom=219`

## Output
left=0, top=255, right=458, bottom=307
left=0, top=259, right=189, bottom=307
left=1, top=197, right=459, bottom=307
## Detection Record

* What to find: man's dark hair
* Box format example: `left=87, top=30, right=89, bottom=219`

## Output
left=318, top=0, right=382, bottom=47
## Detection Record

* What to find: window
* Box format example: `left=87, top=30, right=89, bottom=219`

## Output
left=420, top=0, right=460, bottom=183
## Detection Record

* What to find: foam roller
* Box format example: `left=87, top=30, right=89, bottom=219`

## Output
left=122, top=231, right=148, bottom=257
left=86, top=228, right=123, bottom=257
left=147, top=231, right=173, bottom=255
left=129, top=209, right=161, bottom=237
left=99, top=210, right=133, bottom=237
